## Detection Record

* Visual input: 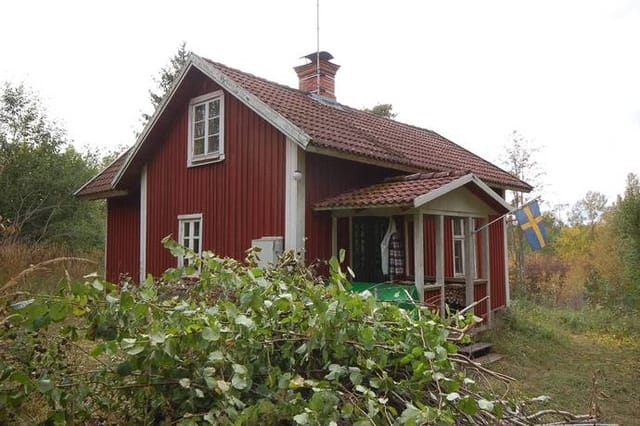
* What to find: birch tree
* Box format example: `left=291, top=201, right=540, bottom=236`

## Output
left=500, top=131, right=544, bottom=299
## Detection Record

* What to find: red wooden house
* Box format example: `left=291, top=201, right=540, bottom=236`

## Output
left=76, top=52, right=531, bottom=323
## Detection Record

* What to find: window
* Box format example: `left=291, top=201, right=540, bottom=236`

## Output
left=452, top=218, right=477, bottom=278
left=188, top=91, right=224, bottom=166
left=178, top=214, right=202, bottom=267
left=453, top=219, right=465, bottom=277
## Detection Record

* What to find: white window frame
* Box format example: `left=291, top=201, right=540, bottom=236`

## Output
left=177, top=213, right=203, bottom=267
left=453, top=218, right=466, bottom=277
left=452, top=218, right=478, bottom=278
left=187, top=91, right=225, bottom=167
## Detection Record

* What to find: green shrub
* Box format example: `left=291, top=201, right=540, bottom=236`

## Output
left=0, top=241, right=588, bottom=425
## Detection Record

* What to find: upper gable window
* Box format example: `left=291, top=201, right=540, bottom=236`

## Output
left=188, top=91, right=225, bottom=166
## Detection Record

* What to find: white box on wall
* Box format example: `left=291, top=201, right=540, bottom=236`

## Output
left=251, top=236, right=284, bottom=267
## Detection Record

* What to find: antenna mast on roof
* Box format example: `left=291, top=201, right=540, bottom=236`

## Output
left=316, top=0, right=320, bottom=95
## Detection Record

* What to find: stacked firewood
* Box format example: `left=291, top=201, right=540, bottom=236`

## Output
left=445, top=287, right=466, bottom=309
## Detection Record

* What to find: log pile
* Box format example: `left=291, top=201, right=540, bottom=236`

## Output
left=445, top=286, right=466, bottom=308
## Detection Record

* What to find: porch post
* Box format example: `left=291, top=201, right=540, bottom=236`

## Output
left=504, top=216, right=511, bottom=307
left=482, top=218, right=492, bottom=326
left=331, top=215, right=338, bottom=258
left=435, top=215, right=445, bottom=316
left=464, top=217, right=475, bottom=307
left=413, top=212, right=425, bottom=303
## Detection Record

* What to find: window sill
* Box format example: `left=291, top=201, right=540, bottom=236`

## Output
left=188, top=153, right=225, bottom=168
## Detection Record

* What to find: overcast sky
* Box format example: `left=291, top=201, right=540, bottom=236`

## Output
left=1, top=0, right=639, bottom=211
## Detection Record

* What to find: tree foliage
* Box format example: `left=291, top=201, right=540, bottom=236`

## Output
left=142, top=42, right=191, bottom=123
left=0, top=241, right=579, bottom=425
left=568, top=191, right=608, bottom=227
left=0, top=83, right=104, bottom=248
left=611, top=173, right=640, bottom=308
left=501, top=131, right=544, bottom=299
left=363, top=103, right=397, bottom=119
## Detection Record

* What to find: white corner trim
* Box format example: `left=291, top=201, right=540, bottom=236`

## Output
left=104, top=200, right=109, bottom=279
left=482, top=220, right=492, bottom=325
left=414, top=174, right=512, bottom=211
left=464, top=217, right=475, bottom=306
left=284, top=138, right=305, bottom=254
left=413, top=213, right=425, bottom=303
left=139, top=165, right=147, bottom=283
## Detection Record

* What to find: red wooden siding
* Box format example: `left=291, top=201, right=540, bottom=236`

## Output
left=406, top=219, right=414, bottom=275
left=306, top=153, right=399, bottom=272
left=106, top=193, right=140, bottom=283
left=489, top=216, right=507, bottom=309
left=474, top=282, right=488, bottom=317
left=144, top=74, right=286, bottom=277
left=423, top=216, right=436, bottom=277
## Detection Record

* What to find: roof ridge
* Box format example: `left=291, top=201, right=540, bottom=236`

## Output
left=204, top=57, right=530, bottom=191
left=77, top=55, right=532, bottom=197
left=204, top=58, right=357, bottom=109
left=206, top=57, right=418, bottom=166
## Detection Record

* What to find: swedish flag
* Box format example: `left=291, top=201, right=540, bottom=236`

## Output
left=514, top=200, right=548, bottom=251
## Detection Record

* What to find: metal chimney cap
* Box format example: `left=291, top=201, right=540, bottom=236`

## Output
left=301, top=51, right=334, bottom=62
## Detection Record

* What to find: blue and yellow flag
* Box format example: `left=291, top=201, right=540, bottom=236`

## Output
left=514, top=200, right=548, bottom=251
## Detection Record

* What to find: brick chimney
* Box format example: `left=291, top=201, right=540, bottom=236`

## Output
left=294, top=51, right=340, bottom=100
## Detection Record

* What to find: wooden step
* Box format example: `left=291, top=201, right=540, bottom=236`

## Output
left=467, top=326, right=487, bottom=341
left=458, top=342, right=493, bottom=359
left=474, top=353, right=504, bottom=365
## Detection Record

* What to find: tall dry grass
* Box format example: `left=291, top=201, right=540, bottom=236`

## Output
left=0, top=242, right=103, bottom=424
left=0, top=242, right=103, bottom=295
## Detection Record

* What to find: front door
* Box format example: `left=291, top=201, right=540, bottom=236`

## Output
left=351, top=216, right=388, bottom=282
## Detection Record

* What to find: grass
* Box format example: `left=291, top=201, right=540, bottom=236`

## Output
left=485, top=301, right=640, bottom=425
left=0, top=242, right=103, bottom=294
left=0, top=242, right=105, bottom=425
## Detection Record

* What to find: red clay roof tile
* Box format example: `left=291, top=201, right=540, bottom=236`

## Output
left=314, top=171, right=467, bottom=209
left=75, top=150, right=129, bottom=197
left=77, top=56, right=531, bottom=197
left=207, top=59, right=530, bottom=191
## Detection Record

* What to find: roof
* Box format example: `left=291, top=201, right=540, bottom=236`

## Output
left=74, top=150, right=130, bottom=199
left=206, top=58, right=530, bottom=191
left=77, top=54, right=532, bottom=197
left=314, top=171, right=466, bottom=209
left=314, top=171, right=512, bottom=213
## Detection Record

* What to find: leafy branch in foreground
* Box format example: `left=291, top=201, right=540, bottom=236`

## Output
left=0, top=240, right=595, bottom=424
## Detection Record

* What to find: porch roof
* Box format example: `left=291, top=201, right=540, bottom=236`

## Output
left=313, top=170, right=512, bottom=213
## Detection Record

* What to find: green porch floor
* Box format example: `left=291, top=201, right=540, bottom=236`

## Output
left=350, top=281, right=418, bottom=309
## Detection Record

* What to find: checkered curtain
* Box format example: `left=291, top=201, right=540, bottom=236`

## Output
left=388, top=230, right=404, bottom=280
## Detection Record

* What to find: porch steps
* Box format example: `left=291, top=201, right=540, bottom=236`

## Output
left=458, top=336, right=505, bottom=365
left=473, top=353, right=504, bottom=365
left=458, top=342, right=493, bottom=359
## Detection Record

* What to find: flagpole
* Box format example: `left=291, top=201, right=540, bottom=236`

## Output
left=473, top=196, right=541, bottom=234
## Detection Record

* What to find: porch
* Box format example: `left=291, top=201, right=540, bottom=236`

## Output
left=314, top=171, right=512, bottom=326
